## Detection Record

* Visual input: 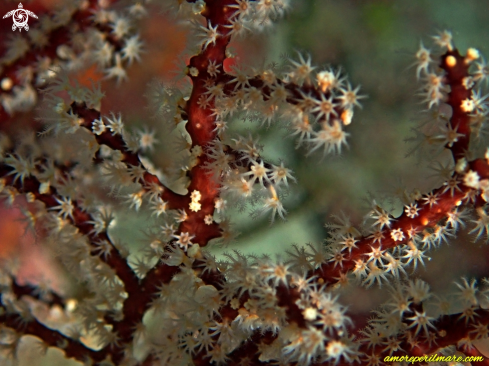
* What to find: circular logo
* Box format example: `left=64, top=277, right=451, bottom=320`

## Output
left=3, top=3, right=38, bottom=32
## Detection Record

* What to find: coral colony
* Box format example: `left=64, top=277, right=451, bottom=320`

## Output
left=1, top=1, right=489, bottom=365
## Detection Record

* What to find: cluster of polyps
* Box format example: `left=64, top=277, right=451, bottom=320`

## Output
left=2, top=0, right=489, bottom=365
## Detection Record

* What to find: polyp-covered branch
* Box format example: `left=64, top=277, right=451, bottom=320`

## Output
left=0, top=274, right=111, bottom=365
left=0, top=311, right=104, bottom=364
left=177, top=0, right=362, bottom=238
left=2, top=1, right=489, bottom=365
left=70, top=101, right=187, bottom=209
left=311, top=157, right=489, bottom=286
left=10, top=277, right=65, bottom=309
left=0, top=130, right=186, bottom=363
left=70, top=96, right=222, bottom=246
left=312, top=40, right=489, bottom=287
left=438, top=48, right=477, bottom=161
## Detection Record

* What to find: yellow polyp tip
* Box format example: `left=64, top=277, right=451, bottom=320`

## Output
left=421, top=217, right=429, bottom=226
left=455, top=200, right=462, bottom=206
left=446, top=55, right=457, bottom=67
left=466, top=48, right=480, bottom=62
left=1, top=77, right=13, bottom=91
left=341, top=109, right=353, bottom=125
